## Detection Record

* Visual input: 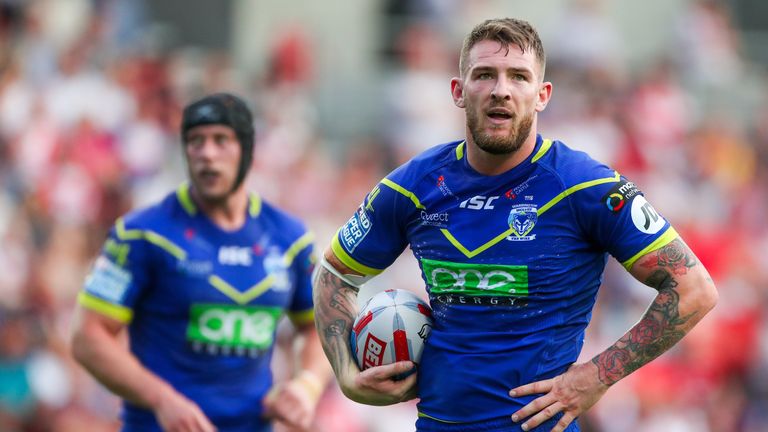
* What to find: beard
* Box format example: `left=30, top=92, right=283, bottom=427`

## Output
left=467, top=107, right=534, bottom=155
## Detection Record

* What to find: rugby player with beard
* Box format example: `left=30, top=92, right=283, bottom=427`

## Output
left=313, top=18, right=717, bottom=432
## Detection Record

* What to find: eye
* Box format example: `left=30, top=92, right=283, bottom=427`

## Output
left=186, top=135, right=204, bottom=148
left=514, top=74, right=527, bottom=81
left=214, top=134, right=232, bottom=146
left=478, top=72, right=493, bottom=80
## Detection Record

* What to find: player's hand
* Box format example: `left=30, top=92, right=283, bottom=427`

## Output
left=263, top=372, right=324, bottom=431
left=340, top=361, right=418, bottom=406
left=154, top=388, right=216, bottom=432
left=509, top=362, right=608, bottom=432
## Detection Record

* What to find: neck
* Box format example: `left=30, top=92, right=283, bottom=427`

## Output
left=465, top=133, right=538, bottom=176
left=190, top=186, right=249, bottom=231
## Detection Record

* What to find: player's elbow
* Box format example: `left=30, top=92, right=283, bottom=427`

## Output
left=70, top=322, right=94, bottom=367
left=69, top=310, right=103, bottom=368
left=692, top=272, right=718, bottom=316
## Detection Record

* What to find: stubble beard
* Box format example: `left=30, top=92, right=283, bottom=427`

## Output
left=467, top=108, right=534, bottom=155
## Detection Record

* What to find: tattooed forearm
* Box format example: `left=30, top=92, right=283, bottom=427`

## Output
left=593, top=239, right=706, bottom=386
left=592, top=282, right=696, bottom=385
left=313, top=266, right=360, bottom=378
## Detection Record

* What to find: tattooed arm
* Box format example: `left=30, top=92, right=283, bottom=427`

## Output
left=591, top=238, right=717, bottom=385
left=509, top=238, right=718, bottom=432
left=312, top=249, right=418, bottom=405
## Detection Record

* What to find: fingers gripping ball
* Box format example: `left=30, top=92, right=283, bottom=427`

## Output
left=351, top=290, right=433, bottom=371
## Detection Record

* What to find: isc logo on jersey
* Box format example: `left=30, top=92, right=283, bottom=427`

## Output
left=219, top=246, right=252, bottom=266
left=460, top=195, right=499, bottom=210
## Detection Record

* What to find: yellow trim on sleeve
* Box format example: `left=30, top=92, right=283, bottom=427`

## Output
left=176, top=183, right=197, bottom=215
left=283, top=232, right=315, bottom=266
left=531, top=139, right=553, bottom=163
left=455, top=141, right=465, bottom=160
left=622, top=227, right=679, bottom=271
left=380, top=178, right=426, bottom=209
left=288, top=309, right=315, bottom=326
left=115, top=218, right=187, bottom=261
left=78, top=292, right=133, bottom=323
left=330, top=233, right=385, bottom=276
left=537, top=171, right=620, bottom=216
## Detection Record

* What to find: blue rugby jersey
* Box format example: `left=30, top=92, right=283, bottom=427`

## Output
left=79, top=183, right=315, bottom=432
left=331, top=135, right=677, bottom=429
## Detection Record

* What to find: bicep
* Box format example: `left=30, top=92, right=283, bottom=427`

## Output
left=627, top=237, right=718, bottom=318
left=71, top=306, right=128, bottom=366
left=72, top=306, right=127, bottom=340
left=628, top=237, right=703, bottom=290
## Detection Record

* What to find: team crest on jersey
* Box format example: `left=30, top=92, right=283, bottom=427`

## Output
left=263, top=247, right=290, bottom=291
left=506, top=204, right=538, bottom=241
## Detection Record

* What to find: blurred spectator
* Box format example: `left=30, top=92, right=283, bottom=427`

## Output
left=380, top=22, right=463, bottom=162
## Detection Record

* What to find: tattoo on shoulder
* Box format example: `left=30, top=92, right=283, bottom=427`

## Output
left=640, top=238, right=697, bottom=276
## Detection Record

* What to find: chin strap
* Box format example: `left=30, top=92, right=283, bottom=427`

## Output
left=317, top=255, right=373, bottom=290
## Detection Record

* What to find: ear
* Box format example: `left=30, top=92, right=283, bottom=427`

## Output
left=535, top=81, right=553, bottom=112
left=450, top=77, right=465, bottom=108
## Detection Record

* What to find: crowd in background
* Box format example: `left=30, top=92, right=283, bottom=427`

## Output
left=0, top=0, right=767, bottom=431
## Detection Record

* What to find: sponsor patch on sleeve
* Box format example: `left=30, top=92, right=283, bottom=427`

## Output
left=83, top=256, right=133, bottom=304
left=602, top=177, right=641, bottom=213
left=340, top=203, right=372, bottom=253
left=630, top=195, right=666, bottom=234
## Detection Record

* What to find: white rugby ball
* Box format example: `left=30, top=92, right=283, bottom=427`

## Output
left=351, top=289, right=433, bottom=370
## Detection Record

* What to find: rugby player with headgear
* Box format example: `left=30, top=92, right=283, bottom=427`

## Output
left=71, top=93, right=330, bottom=432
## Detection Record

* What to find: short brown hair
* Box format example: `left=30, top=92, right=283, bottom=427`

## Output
left=459, top=18, right=546, bottom=78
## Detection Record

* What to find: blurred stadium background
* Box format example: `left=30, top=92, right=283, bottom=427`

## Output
left=1, top=0, right=767, bottom=431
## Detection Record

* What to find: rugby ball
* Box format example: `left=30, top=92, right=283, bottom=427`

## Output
left=351, top=289, right=433, bottom=370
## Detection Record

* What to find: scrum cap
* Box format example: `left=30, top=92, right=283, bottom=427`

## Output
left=181, top=93, right=255, bottom=191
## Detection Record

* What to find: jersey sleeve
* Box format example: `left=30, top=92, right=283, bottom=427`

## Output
left=572, top=169, right=679, bottom=271
left=78, top=217, right=153, bottom=323
left=330, top=178, right=411, bottom=276
left=287, top=232, right=316, bottom=327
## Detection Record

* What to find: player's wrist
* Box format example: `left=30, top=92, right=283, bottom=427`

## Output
left=294, top=370, right=324, bottom=401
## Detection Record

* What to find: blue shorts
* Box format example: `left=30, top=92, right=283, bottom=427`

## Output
left=415, top=413, right=579, bottom=431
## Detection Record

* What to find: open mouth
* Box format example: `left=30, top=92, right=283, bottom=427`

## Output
left=197, top=169, right=220, bottom=182
left=486, top=108, right=513, bottom=121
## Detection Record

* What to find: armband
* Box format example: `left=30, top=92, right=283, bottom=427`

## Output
left=318, top=255, right=374, bottom=289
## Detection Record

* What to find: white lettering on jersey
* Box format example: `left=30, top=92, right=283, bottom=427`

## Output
left=459, top=195, right=499, bottom=210
left=218, top=246, right=252, bottom=266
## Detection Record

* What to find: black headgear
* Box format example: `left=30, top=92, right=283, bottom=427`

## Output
left=181, top=93, right=255, bottom=192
